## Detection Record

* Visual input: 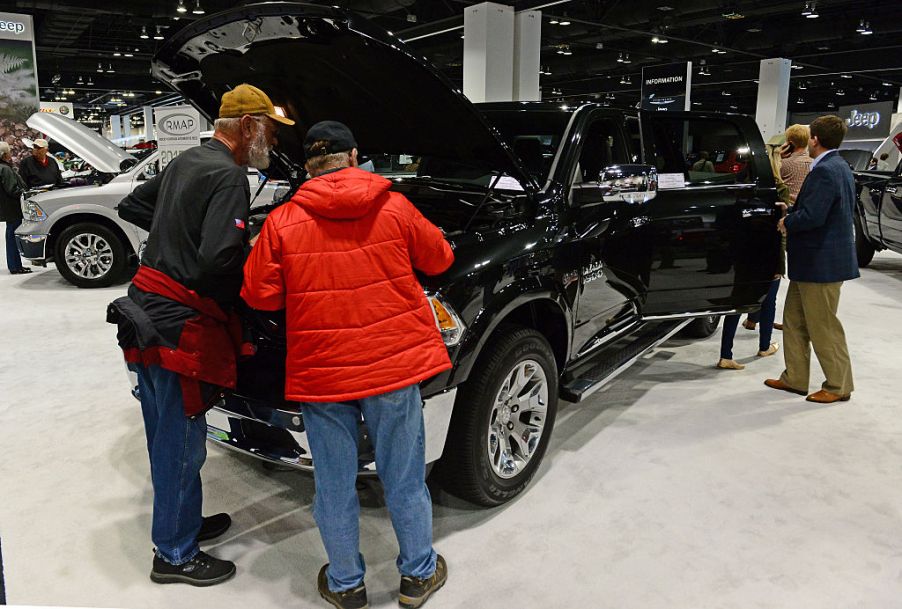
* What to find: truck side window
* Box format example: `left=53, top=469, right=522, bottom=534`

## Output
left=625, top=116, right=642, bottom=163
left=649, top=117, right=754, bottom=186
left=572, top=118, right=629, bottom=184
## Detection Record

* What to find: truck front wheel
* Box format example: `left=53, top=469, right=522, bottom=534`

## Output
left=433, top=326, right=559, bottom=506
left=54, top=223, right=128, bottom=288
left=854, top=215, right=876, bottom=268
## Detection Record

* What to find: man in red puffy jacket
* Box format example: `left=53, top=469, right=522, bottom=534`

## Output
left=242, top=121, right=454, bottom=609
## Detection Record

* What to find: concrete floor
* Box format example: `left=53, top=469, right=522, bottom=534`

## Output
left=2, top=250, right=902, bottom=609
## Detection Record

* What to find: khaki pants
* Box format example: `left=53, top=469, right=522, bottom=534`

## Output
left=779, top=281, right=854, bottom=396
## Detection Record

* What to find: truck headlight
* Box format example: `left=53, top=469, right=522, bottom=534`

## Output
left=428, top=295, right=465, bottom=346
left=21, top=199, right=47, bottom=222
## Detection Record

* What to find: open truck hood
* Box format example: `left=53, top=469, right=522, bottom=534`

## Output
left=150, top=2, right=534, bottom=187
left=26, top=112, right=136, bottom=174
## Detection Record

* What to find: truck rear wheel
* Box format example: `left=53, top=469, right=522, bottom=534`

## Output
left=682, top=315, right=721, bottom=338
left=54, top=223, right=128, bottom=288
left=433, top=326, right=558, bottom=506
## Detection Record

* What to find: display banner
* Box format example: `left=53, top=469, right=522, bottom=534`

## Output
left=0, top=11, right=41, bottom=166
left=641, top=62, right=692, bottom=111
left=839, top=101, right=894, bottom=141
left=40, top=101, right=74, bottom=116
left=154, top=105, right=201, bottom=170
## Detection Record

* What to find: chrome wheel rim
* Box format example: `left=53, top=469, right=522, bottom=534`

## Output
left=487, top=359, right=549, bottom=480
left=64, top=232, right=114, bottom=279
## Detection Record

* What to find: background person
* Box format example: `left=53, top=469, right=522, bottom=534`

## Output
left=0, top=141, right=30, bottom=274
left=108, top=84, right=291, bottom=586
left=17, top=138, right=63, bottom=188
left=691, top=150, right=714, bottom=172
left=766, top=115, right=858, bottom=404
left=242, top=121, right=453, bottom=609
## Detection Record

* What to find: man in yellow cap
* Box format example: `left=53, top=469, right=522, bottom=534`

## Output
left=110, top=84, right=293, bottom=586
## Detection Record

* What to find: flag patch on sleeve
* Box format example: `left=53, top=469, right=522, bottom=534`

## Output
left=234, top=218, right=246, bottom=230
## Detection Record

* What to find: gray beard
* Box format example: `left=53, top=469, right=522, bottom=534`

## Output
left=247, top=125, right=272, bottom=170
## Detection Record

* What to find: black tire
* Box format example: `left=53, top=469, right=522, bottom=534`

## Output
left=682, top=315, right=721, bottom=338
left=432, top=326, right=559, bottom=507
left=54, top=222, right=128, bottom=288
left=854, top=214, right=876, bottom=268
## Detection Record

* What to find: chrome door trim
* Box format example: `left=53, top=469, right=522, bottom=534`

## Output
left=641, top=310, right=738, bottom=322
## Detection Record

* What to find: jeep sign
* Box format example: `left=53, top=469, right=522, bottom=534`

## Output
left=154, top=106, right=201, bottom=170
left=0, top=20, right=25, bottom=35
left=839, top=101, right=893, bottom=141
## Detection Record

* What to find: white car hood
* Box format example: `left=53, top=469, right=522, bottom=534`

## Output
left=26, top=112, right=136, bottom=174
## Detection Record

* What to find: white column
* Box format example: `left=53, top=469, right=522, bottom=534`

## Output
left=122, top=116, right=131, bottom=139
left=513, top=10, right=541, bottom=101
left=755, top=58, right=792, bottom=142
left=463, top=2, right=515, bottom=103
left=143, top=106, right=155, bottom=140
left=110, top=114, right=122, bottom=140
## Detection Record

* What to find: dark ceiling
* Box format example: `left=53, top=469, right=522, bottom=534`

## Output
left=9, top=0, right=902, bottom=125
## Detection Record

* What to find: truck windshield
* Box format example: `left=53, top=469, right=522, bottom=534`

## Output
left=481, top=110, right=571, bottom=183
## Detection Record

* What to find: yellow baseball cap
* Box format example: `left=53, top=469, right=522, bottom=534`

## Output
left=218, top=83, right=295, bottom=126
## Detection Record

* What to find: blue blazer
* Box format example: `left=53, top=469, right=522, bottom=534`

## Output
left=784, top=151, right=860, bottom=283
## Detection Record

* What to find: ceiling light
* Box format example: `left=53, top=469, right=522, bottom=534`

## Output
left=692, top=101, right=702, bottom=106
left=559, top=16, right=571, bottom=26
left=791, top=64, right=803, bottom=70
left=595, top=42, right=604, bottom=50
left=806, top=2, right=819, bottom=18
left=154, top=26, right=164, bottom=40
left=841, top=74, right=852, bottom=79
left=76, top=75, right=84, bottom=84
left=177, top=0, right=188, bottom=13
left=722, top=10, right=744, bottom=20
left=860, top=21, right=873, bottom=35
left=729, top=105, right=738, bottom=110
left=836, top=89, right=845, bottom=96
left=87, top=77, right=93, bottom=86
left=870, top=91, right=878, bottom=101
left=856, top=19, right=866, bottom=33
left=622, top=52, right=631, bottom=64
left=746, top=26, right=762, bottom=32
left=406, top=13, right=417, bottom=23
left=97, top=62, right=103, bottom=72
left=798, top=82, right=807, bottom=90
left=801, top=2, right=813, bottom=16
left=883, top=82, right=893, bottom=86
left=549, top=18, right=559, bottom=24
left=722, top=90, right=731, bottom=96
left=617, top=52, right=624, bottom=63
left=192, top=0, right=205, bottom=15
left=124, top=51, right=134, bottom=57
left=657, top=5, right=674, bottom=10
left=140, top=26, right=149, bottom=39
left=155, top=89, right=162, bottom=94
left=113, top=48, right=121, bottom=57
left=107, top=64, right=115, bottom=73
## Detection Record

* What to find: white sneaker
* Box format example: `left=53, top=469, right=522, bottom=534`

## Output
left=716, top=358, right=745, bottom=370
left=758, top=343, right=779, bottom=357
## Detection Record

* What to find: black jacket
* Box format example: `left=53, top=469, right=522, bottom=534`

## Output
left=118, top=139, right=251, bottom=308
left=18, top=155, right=63, bottom=188
left=0, top=160, right=25, bottom=222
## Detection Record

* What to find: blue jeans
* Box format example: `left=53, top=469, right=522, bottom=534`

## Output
left=131, top=363, right=207, bottom=565
left=721, top=279, right=781, bottom=359
left=5, top=219, right=23, bottom=272
left=302, top=385, right=437, bottom=592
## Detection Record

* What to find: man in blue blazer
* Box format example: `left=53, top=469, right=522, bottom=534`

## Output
left=765, top=115, right=858, bottom=404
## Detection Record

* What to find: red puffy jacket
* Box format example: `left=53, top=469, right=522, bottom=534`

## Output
left=241, top=167, right=455, bottom=402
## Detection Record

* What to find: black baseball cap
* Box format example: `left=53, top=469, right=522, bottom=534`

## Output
left=304, top=121, right=357, bottom=159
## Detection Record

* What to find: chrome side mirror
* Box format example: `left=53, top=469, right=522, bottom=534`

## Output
left=599, top=164, right=658, bottom=204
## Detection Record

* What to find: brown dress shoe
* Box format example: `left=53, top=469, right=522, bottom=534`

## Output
left=773, top=322, right=783, bottom=331
left=742, top=319, right=757, bottom=331
left=806, top=390, right=851, bottom=404
left=764, top=378, right=807, bottom=396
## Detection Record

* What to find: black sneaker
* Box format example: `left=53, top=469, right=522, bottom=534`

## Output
left=317, top=564, right=369, bottom=609
left=197, top=513, right=232, bottom=542
left=150, top=551, right=236, bottom=586
left=399, top=555, right=447, bottom=609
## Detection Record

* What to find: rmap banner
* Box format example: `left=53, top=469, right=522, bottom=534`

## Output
left=154, top=105, right=201, bottom=170
left=640, top=62, right=692, bottom=111
left=0, top=11, right=41, bottom=166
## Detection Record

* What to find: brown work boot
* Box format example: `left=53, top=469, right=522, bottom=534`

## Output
left=317, top=564, right=368, bottom=609
left=399, top=555, right=447, bottom=609
left=764, top=378, right=807, bottom=396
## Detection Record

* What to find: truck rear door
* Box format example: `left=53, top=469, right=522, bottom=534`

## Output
left=878, top=160, right=902, bottom=248
left=638, top=111, right=780, bottom=316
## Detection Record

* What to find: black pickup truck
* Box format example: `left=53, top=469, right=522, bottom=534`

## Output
left=145, top=2, right=780, bottom=506
left=853, top=135, right=902, bottom=267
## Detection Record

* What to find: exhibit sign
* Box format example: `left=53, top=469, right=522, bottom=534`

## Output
left=839, top=101, right=894, bottom=141
left=154, top=105, right=201, bottom=170
left=0, top=11, right=41, bottom=166
left=39, top=101, right=74, bottom=116
left=641, top=62, right=692, bottom=111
